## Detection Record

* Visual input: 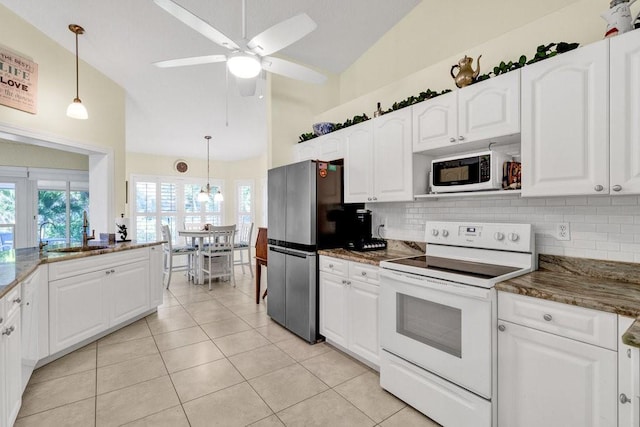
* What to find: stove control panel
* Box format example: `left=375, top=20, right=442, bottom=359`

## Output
left=425, top=221, right=533, bottom=253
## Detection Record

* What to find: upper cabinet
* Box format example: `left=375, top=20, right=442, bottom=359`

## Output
left=521, top=40, right=609, bottom=197
left=344, top=108, right=413, bottom=203
left=413, top=70, right=520, bottom=153
left=294, top=129, right=345, bottom=163
left=610, top=30, right=640, bottom=195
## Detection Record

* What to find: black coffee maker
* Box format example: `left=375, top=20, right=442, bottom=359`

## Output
left=346, top=209, right=387, bottom=251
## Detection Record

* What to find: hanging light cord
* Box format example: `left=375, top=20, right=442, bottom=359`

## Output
left=205, top=136, right=211, bottom=192
left=74, top=30, right=80, bottom=100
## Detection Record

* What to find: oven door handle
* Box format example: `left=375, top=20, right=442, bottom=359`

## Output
left=380, top=269, right=491, bottom=300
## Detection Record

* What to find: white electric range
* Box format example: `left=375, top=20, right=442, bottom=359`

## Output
left=379, top=221, right=536, bottom=427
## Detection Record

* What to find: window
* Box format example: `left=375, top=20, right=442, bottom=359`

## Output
left=132, top=175, right=224, bottom=244
left=38, top=180, right=90, bottom=245
left=236, top=180, right=254, bottom=226
left=0, top=183, right=16, bottom=251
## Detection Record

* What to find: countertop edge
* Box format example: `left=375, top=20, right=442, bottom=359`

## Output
left=0, top=242, right=163, bottom=299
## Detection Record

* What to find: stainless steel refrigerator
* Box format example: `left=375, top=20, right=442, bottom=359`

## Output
left=267, top=160, right=351, bottom=343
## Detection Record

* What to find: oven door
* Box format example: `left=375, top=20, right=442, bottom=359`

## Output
left=380, top=268, right=494, bottom=398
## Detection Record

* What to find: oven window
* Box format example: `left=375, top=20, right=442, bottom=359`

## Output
left=396, top=294, right=462, bottom=358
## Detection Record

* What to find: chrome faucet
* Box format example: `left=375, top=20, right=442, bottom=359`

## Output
left=39, top=221, right=53, bottom=252
left=82, top=211, right=95, bottom=247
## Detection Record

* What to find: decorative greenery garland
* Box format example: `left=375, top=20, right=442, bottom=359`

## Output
left=299, top=41, right=579, bottom=143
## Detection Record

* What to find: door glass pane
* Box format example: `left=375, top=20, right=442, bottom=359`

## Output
left=0, top=183, right=15, bottom=251
left=136, top=182, right=156, bottom=213
left=38, top=189, right=67, bottom=246
left=397, top=293, right=462, bottom=358
left=184, top=184, right=201, bottom=213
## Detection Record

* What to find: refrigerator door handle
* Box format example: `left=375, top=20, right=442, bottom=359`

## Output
left=268, top=246, right=314, bottom=259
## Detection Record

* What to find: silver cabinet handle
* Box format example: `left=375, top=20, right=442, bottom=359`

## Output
left=361, top=271, right=367, bottom=276
left=543, top=314, right=552, bottom=322
left=151, top=247, right=156, bottom=251
left=498, top=324, right=506, bottom=332
left=449, top=137, right=456, bottom=143
left=372, top=197, right=378, bottom=201
left=329, top=264, right=334, bottom=268
left=612, top=185, right=622, bottom=192
left=458, top=136, right=465, bottom=141
left=13, top=297, right=21, bottom=304
left=594, top=185, right=604, bottom=192
left=111, top=269, right=115, bottom=273
left=2, top=325, right=15, bottom=336
left=367, top=197, right=372, bottom=201
left=628, top=348, right=632, bottom=358
left=620, top=393, right=632, bottom=404
left=0, top=317, right=3, bottom=325
left=346, top=281, right=351, bottom=286
left=106, top=271, right=111, bottom=275
left=341, top=280, right=346, bottom=285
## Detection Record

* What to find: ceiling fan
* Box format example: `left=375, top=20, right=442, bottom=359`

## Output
left=153, top=0, right=327, bottom=96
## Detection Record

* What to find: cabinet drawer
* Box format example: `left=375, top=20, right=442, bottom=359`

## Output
left=498, top=292, right=617, bottom=350
left=349, top=262, right=379, bottom=285
left=319, top=256, right=348, bottom=277
left=49, top=248, right=149, bottom=281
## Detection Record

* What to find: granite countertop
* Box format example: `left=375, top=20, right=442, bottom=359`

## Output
left=319, top=240, right=425, bottom=266
left=0, top=241, right=163, bottom=299
left=496, top=255, right=640, bottom=348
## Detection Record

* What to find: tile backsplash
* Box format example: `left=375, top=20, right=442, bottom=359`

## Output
left=368, top=195, right=640, bottom=263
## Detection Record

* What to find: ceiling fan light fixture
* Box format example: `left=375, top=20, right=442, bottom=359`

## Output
left=227, top=54, right=261, bottom=79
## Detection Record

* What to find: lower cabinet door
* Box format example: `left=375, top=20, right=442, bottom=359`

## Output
left=149, top=246, right=164, bottom=307
left=49, top=271, right=109, bottom=354
left=349, top=280, right=379, bottom=366
left=3, top=308, right=22, bottom=427
left=319, top=272, right=348, bottom=348
left=109, top=261, right=150, bottom=325
left=498, top=320, right=617, bottom=427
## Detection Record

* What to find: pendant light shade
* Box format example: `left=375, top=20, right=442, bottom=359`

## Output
left=213, top=191, right=224, bottom=202
left=67, top=24, right=88, bottom=120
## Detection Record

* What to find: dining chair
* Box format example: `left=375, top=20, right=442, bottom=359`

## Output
left=161, top=225, right=198, bottom=289
left=234, top=222, right=254, bottom=277
left=201, top=225, right=236, bottom=290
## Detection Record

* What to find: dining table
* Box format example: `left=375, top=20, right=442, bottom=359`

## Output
left=177, top=228, right=237, bottom=285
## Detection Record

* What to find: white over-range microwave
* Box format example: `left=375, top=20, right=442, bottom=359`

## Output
left=430, top=150, right=512, bottom=193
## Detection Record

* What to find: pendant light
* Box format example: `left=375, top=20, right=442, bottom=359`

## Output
left=197, top=136, right=224, bottom=203
left=66, top=24, right=88, bottom=120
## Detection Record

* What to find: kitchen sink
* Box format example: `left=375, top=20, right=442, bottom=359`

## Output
left=48, top=245, right=110, bottom=253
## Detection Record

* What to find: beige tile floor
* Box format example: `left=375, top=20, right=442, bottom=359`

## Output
left=15, top=268, right=441, bottom=426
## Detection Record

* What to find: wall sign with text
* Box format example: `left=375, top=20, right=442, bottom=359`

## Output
left=0, top=45, right=38, bottom=114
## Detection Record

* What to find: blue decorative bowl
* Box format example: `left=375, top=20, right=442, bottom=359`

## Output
left=313, top=122, right=335, bottom=136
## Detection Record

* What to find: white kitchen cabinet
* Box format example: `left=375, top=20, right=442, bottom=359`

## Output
left=619, top=316, right=640, bottom=427
left=497, top=292, right=618, bottom=427
left=149, top=245, right=163, bottom=307
left=49, top=270, right=109, bottom=354
left=610, top=29, right=640, bottom=195
left=109, top=261, right=149, bottom=326
left=344, top=109, right=413, bottom=203
left=344, top=120, right=374, bottom=203
left=319, top=271, right=348, bottom=348
left=413, top=70, right=520, bottom=153
left=48, top=248, right=155, bottom=354
left=373, top=108, right=413, bottom=202
left=294, top=130, right=345, bottom=163
left=20, top=266, right=45, bottom=391
left=521, top=40, right=610, bottom=197
left=1, top=284, right=22, bottom=427
left=319, top=256, right=379, bottom=368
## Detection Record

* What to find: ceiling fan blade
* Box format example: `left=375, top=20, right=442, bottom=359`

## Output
left=154, top=0, right=239, bottom=50
left=247, top=13, right=317, bottom=56
left=153, top=54, right=227, bottom=68
left=262, top=57, right=326, bottom=84
left=235, top=76, right=257, bottom=97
